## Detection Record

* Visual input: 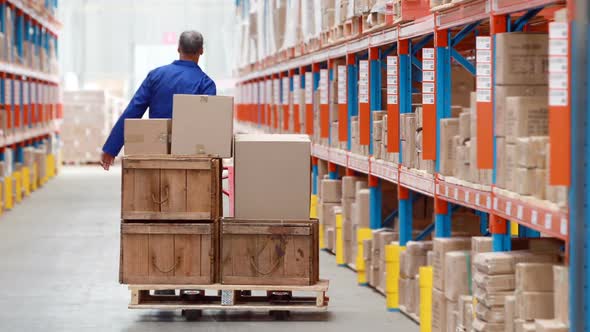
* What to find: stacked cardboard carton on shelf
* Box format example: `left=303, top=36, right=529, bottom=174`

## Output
left=432, top=237, right=472, bottom=332
left=491, top=32, right=566, bottom=206
left=349, top=178, right=369, bottom=264
left=399, top=241, right=432, bottom=316
left=512, top=263, right=555, bottom=331
left=472, top=251, right=560, bottom=332
left=61, top=90, right=125, bottom=164
left=368, top=229, right=397, bottom=290
left=319, top=178, right=343, bottom=251
left=342, top=176, right=365, bottom=264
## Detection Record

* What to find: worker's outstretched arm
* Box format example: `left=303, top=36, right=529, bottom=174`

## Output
left=100, top=73, right=152, bottom=170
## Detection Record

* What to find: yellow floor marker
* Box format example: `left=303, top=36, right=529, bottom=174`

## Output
left=13, top=171, right=22, bottom=203
left=356, top=227, right=373, bottom=285
left=47, top=154, right=56, bottom=178
left=510, top=221, right=519, bottom=236
left=22, top=167, right=30, bottom=197
left=31, top=164, right=38, bottom=191
left=4, top=176, right=13, bottom=210
left=335, top=212, right=345, bottom=266
left=310, top=194, right=318, bottom=218
left=419, top=266, right=433, bottom=332
left=385, top=243, right=404, bottom=311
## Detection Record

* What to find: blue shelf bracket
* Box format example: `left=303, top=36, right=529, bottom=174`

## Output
left=369, top=175, right=382, bottom=230
left=346, top=54, right=358, bottom=151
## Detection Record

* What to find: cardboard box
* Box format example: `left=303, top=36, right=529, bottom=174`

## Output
left=516, top=291, right=554, bottom=320
left=318, top=201, right=339, bottom=228
left=474, top=271, right=516, bottom=292
left=515, top=263, right=554, bottom=292
left=433, top=238, right=472, bottom=290
left=321, top=179, right=342, bottom=203
left=355, top=189, right=370, bottom=227
left=234, top=134, right=311, bottom=219
left=432, top=288, right=447, bottom=332
left=474, top=284, right=515, bottom=307
left=447, top=302, right=458, bottom=332
left=474, top=251, right=558, bottom=275
left=535, top=320, right=568, bottom=332
left=400, top=250, right=427, bottom=279
left=124, top=119, right=171, bottom=155
left=171, top=95, right=234, bottom=157
left=444, top=251, right=472, bottom=301
left=515, top=136, right=548, bottom=169
left=458, top=295, right=473, bottom=330
left=473, top=318, right=505, bottom=332
left=514, top=167, right=537, bottom=196
left=505, top=295, right=516, bottom=332
left=440, top=118, right=460, bottom=176
left=427, top=250, right=435, bottom=266
left=553, top=265, right=569, bottom=325
left=495, top=85, right=548, bottom=137
left=452, top=65, right=476, bottom=108
left=342, top=176, right=361, bottom=198
left=406, top=240, right=433, bottom=255
left=326, top=227, right=335, bottom=251
left=505, top=96, right=548, bottom=143
left=476, top=302, right=505, bottom=323
left=515, top=320, right=537, bottom=332
left=495, top=33, right=549, bottom=86
left=459, top=112, right=471, bottom=142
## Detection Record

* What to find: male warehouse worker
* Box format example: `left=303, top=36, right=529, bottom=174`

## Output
left=100, top=30, right=216, bottom=170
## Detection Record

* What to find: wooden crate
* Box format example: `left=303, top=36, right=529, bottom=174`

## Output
left=220, top=218, right=319, bottom=286
left=122, top=155, right=221, bottom=220
left=120, top=223, right=217, bottom=284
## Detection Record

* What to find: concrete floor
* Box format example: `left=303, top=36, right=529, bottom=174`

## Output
left=0, top=166, right=419, bottom=332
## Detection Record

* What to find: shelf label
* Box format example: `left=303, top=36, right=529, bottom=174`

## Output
left=305, top=72, right=313, bottom=105
left=445, top=186, right=449, bottom=197
left=423, top=60, right=435, bottom=71
left=516, top=205, right=523, bottom=219
left=422, top=94, right=435, bottom=105
left=454, top=188, right=459, bottom=200
left=476, top=49, right=491, bottom=63
left=477, top=76, right=492, bottom=90
left=544, top=214, right=552, bottom=230
left=493, top=197, right=498, bottom=210
left=560, top=218, right=568, bottom=235
left=422, top=71, right=435, bottom=82
left=338, top=65, right=347, bottom=104
left=320, top=69, right=328, bottom=105
left=359, top=60, right=369, bottom=104
left=464, top=191, right=470, bottom=203
left=282, top=77, right=289, bottom=105
left=476, top=36, right=491, bottom=50
left=5, top=79, right=11, bottom=105
left=476, top=193, right=480, bottom=206
left=423, top=82, right=435, bottom=94
left=549, top=22, right=569, bottom=108
left=387, top=95, right=398, bottom=105
left=274, top=79, right=280, bottom=105
left=477, top=89, right=491, bottom=103
left=486, top=196, right=491, bottom=209
left=505, top=201, right=512, bottom=216
left=532, top=210, right=539, bottom=225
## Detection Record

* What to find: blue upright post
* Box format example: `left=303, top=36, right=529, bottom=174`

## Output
left=369, top=175, right=382, bottom=230
left=398, top=40, right=411, bottom=163
left=312, top=157, right=319, bottom=196
left=477, top=211, right=489, bottom=235
left=346, top=54, right=357, bottom=151
left=398, top=186, right=412, bottom=245
left=369, top=47, right=381, bottom=155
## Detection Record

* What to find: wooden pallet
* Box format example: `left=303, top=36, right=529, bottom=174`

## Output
left=127, top=280, right=330, bottom=316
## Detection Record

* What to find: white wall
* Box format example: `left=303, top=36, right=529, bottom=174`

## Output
left=58, top=0, right=236, bottom=98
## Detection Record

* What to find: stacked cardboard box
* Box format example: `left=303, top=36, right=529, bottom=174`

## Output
left=472, top=251, right=559, bottom=332
left=512, top=263, right=555, bottom=331
left=400, top=113, right=417, bottom=168
left=350, top=181, right=369, bottom=263
left=371, top=111, right=387, bottom=160
left=319, top=178, right=343, bottom=251
left=432, top=237, right=472, bottom=332
left=342, top=176, right=363, bottom=264
left=369, top=229, right=397, bottom=290
left=62, top=90, right=125, bottom=163
left=493, top=32, right=551, bottom=197
left=399, top=241, right=432, bottom=315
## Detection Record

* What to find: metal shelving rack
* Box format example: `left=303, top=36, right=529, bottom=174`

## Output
left=236, top=0, right=587, bottom=329
left=0, top=0, right=61, bottom=211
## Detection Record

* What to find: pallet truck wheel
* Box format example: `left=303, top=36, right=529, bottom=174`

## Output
left=270, top=310, right=290, bottom=320
left=182, top=309, right=202, bottom=321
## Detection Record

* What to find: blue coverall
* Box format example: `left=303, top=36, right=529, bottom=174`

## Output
left=102, top=60, right=217, bottom=156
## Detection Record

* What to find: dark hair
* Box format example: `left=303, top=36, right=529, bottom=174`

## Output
left=178, top=30, right=204, bottom=55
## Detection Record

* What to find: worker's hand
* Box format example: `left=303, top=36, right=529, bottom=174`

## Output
left=100, top=152, right=115, bottom=171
